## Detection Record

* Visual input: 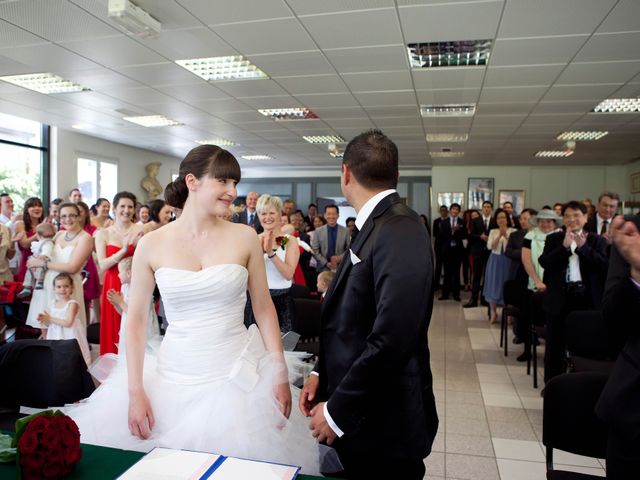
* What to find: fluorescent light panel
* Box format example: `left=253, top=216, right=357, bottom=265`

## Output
left=421, top=104, right=476, bottom=117
left=556, top=131, right=608, bottom=141
left=242, top=154, right=273, bottom=160
left=195, top=138, right=236, bottom=147
left=591, top=98, right=640, bottom=113
left=408, top=40, right=491, bottom=68
left=430, top=152, right=464, bottom=158
left=175, top=56, right=267, bottom=81
left=123, top=115, right=182, bottom=127
left=426, top=133, right=469, bottom=142
left=0, top=73, right=89, bottom=94
left=329, top=152, right=344, bottom=158
left=535, top=150, right=574, bottom=158
left=258, top=108, right=319, bottom=121
left=303, top=135, right=344, bottom=144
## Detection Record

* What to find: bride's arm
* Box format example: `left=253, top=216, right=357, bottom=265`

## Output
left=125, top=234, right=156, bottom=439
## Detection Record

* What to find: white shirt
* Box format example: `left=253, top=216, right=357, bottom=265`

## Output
left=323, top=188, right=396, bottom=438
left=246, top=209, right=256, bottom=226
left=567, top=230, right=583, bottom=283
left=596, top=214, right=611, bottom=235
left=482, top=215, right=491, bottom=231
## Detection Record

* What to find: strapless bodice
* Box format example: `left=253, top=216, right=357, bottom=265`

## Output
left=154, top=264, right=250, bottom=384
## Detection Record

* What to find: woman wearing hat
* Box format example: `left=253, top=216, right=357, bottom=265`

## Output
left=517, top=209, right=563, bottom=361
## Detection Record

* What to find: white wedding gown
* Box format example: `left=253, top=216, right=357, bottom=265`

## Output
left=68, top=264, right=319, bottom=474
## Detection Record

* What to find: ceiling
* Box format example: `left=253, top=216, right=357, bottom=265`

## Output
left=0, top=0, right=639, bottom=169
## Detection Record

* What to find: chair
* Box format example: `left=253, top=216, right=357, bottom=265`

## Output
left=565, top=311, right=615, bottom=375
left=87, top=322, right=100, bottom=344
left=290, top=283, right=311, bottom=299
left=500, top=280, right=524, bottom=357
left=543, top=372, right=609, bottom=479
left=292, top=298, right=322, bottom=356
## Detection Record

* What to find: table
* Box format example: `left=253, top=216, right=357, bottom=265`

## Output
left=0, top=441, right=333, bottom=479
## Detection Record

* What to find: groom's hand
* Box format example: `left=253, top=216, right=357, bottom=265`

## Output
left=299, top=374, right=319, bottom=416
left=309, top=402, right=337, bottom=445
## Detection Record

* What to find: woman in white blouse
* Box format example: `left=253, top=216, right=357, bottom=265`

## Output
left=482, top=208, right=516, bottom=323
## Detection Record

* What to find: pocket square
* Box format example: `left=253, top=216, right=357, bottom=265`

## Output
left=349, top=249, right=361, bottom=265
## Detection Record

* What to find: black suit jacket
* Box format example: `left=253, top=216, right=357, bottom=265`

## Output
left=437, top=216, right=465, bottom=254
left=538, top=230, right=608, bottom=315
left=318, top=193, right=438, bottom=459
left=468, top=216, right=491, bottom=255
left=232, top=209, right=262, bottom=233
left=596, top=215, right=640, bottom=440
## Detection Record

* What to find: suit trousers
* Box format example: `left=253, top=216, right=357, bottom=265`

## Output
left=434, top=248, right=443, bottom=288
left=606, top=427, right=640, bottom=479
left=331, top=449, right=426, bottom=480
left=470, top=250, right=489, bottom=302
left=442, top=248, right=462, bottom=298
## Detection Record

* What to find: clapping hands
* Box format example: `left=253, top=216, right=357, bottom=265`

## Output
left=610, top=216, right=640, bottom=281
left=562, top=230, right=587, bottom=249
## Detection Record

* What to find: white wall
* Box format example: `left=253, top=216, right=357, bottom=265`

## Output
left=431, top=164, right=627, bottom=219
left=54, top=128, right=181, bottom=204
left=626, top=159, right=640, bottom=202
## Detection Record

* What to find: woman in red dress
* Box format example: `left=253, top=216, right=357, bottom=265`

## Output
left=95, top=192, right=143, bottom=354
left=14, top=197, right=45, bottom=282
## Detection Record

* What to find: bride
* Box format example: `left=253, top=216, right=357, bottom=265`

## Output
left=68, top=145, right=319, bottom=473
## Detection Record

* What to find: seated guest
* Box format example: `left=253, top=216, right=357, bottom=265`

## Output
left=439, top=202, right=465, bottom=301
left=585, top=191, right=620, bottom=241
left=311, top=205, right=350, bottom=272
left=595, top=214, right=640, bottom=477
left=483, top=209, right=516, bottom=323
left=316, top=270, right=335, bottom=300
left=538, top=200, right=609, bottom=383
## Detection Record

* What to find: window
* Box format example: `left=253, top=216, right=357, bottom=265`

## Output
left=0, top=112, right=48, bottom=207
left=77, top=156, right=118, bottom=206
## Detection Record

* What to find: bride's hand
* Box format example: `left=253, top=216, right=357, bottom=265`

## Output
left=128, top=390, right=155, bottom=439
left=275, top=383, right=292, bottom=419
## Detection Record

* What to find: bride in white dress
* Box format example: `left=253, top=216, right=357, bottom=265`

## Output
left=68, top=145, right=319, bottom=473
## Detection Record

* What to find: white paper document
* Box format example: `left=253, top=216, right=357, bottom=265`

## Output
left=212, top=457, right=298, bottom=480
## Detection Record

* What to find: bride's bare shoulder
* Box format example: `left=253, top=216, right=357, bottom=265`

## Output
left=226, top=221, right=259, bottom=242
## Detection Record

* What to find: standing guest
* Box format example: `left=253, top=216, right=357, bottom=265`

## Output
left=290, top=211, right=313, bottom=285
left=581, top=197, right=597, bottom=219
left=95, top=192, right=143, bottom=355
left=505, top=208, right=537, bottom=283
left=503, top=201, right=520, bottom=230
left=76, top=201, right=101, bottom=324
left=0, top=221, right=12, bottom=284
left=68, top=188, right=82, bottom=203
left=136, top=204, right=150, bottom=225
left=37, top=272, right=91, bottom=366
left=300, top=129, right=437, bottom=480
left=345, top=216, right=357, bottom=241
left=538, top=201, right=608, bottom=383
left=142, top=199, right=172, bottom=234
left=282, top=199, right=296, bottom=218
left=0, top=193, right=19, bottom=273
left=232, top=191, right=262, bottom=232
left=438, top=203, right=465, bottom=301
left=553, top=203, right=563, bottom=217
left=244, top=194, right=299, bottom=333
left=311, top=215, right=326, bottom=233
left=464, top=201, right=493, bottom=307
left=311, top=205, right=350, bottom=272
left=585, top=191, right=619, bottom=240
left=482, top=209, right=516, bottom=323
left=461, top=209, right=475, bottom=291
left=25, top=203, right=92, bottom=338
left=419, top=214, right=430, bottom=235
left=91, top=198, right=114, bottom=230
left=14, top=197, right=45, bottom=282
left=305, top=203, right=318, bottom=226
left=432, top=205, right=449, bottom=290
left=46, top=198, right=63, bottom=229
left=16, top=222, right=56, bottom=298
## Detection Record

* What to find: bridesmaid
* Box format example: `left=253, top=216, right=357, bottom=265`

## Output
left=91, top=198, right=114, bottom=230
left=14, top=197, right=45, bottom=282
left=95, top=192, right=143, bottom=355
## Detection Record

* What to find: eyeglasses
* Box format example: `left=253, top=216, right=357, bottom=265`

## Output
left=60, top=214, right=78, bottom=220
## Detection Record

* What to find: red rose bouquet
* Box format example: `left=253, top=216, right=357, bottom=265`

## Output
left=0, top=410, right=82, bottom=479
left=275, top=235, right=289, bottom=250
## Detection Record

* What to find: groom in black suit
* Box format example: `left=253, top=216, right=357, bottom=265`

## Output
left=300, top=130, right=438, bottom=479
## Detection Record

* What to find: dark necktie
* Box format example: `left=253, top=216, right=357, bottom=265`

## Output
left=248, top=212, right=254, bottom=227
left=327, top=226, right=337, bottom=259
left=600, top=220, right=608, bottom=235
left=484, top=218, right=489, bottom=232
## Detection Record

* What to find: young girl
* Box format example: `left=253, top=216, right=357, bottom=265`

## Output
left=37, top=273, right=91, bottom=366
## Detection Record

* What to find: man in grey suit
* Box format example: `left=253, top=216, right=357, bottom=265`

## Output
left=311, top=205, right=350, bottom=271
left=232, top=191, right=262, bottom=233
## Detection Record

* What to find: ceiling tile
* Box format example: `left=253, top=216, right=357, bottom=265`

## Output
left=398, top=2, right=503, bottom=43
left=542, top=84, right=620, bottom=102
left=0, top=43, right=99, bottom=73
left=597, top=0, right=640, bottom=34
left=574, top=32, right=640, bottom=62
left=0, top=19, right=49, bottom=49
left=312, top=106, right=368, bottom=118
left=484, top=64, right=564, bottom=87
left=117, top=63, right=203, bottom=86
left=137, top=27, right=236, bottom=60
left=155, top=83, right=230, bottom=102
left=491, top=36, right=588, bottom=66
left=531, top=100, right=595, bottom=115
left=480, top=86, right=548, bottom=103
left=60, top=35, right=166, bottom=68
left=300, top=9, right=402, bottom=49
left=178, top=0, right=292, bottom=25
left=324, top=45, right=409, bottom=73
left=236, top=96, right=299, bottom=109
left=476, top=102, right=536, bottom=114
left=416, top=88, right=480, bottom=104
left=354, top=90, right=417, bottom=106
left=412, top=68, right=485, bottom=90
left=288, top=0, right=394, bottom=16
left=556, top=61, right=640, bottom=85
left=294, top=93, right=360, bottom=108
left=275, top=75, right=348, bottom=95
left=212, top=19, right=316, bottom=55
left=473, top=114, right=527, bottom=125
left=364, top=105, right=419, bottom=116
left=216, top=79, right=289, bottom=97
left=247, top=51, right=335, bottom=77
left=341, top=71, right=413, bottom=92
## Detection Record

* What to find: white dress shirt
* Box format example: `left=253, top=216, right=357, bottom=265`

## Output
left=596, top=214, right=610, bottom=235
left=567, top=231, right=583, bottom=283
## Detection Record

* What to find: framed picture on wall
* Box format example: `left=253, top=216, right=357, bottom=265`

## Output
left=631, top=172, right=640, bottom=194
left=437, top=192, right=464, bottom=208
left=467, top=178, right=494, bottom=210
left=499, top=190, right=526, bottom=214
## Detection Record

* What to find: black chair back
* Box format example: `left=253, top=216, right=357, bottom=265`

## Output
left=292, top=298, right=322, bottom=355
left=290, top=283, right=311, bottom=299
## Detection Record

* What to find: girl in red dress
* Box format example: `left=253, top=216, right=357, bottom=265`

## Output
left=95, top=192, right=143, bottom=354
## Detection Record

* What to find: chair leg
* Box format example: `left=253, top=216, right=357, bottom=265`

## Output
left=526, top=327, right=532, bottom=376
left=503, top=313, right=508, bottom=357
left=499, top=310, right=505, bottom=348
left=533, top=330, right=538, bottom=389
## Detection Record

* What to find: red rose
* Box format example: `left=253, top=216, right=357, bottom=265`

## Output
left=49, top=416, right=66, bottom=431
left=21, top=451, right=45, bottom=469
left=17, top=430, right=39, bottom=455
left=40, top=427, right=61, bottom=449
left=26, top=416, right=50, bottom=434
left=21, top=468, right=42, bottom=480
left=42, top=462, right=62, bottom=478
left=60, top=464, right=73, bottom=476
left=61, top=429, right=79, bottom=448
left=45, top=447, right=62, bottom=464
left=62, top=416, right=80, bottom=436
left=63, top=446, right=81, bottom=465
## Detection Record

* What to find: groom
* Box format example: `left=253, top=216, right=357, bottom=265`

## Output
left=300, top=130, right=438, bottom=479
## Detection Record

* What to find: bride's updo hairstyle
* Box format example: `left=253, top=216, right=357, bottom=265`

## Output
left=165, top=145, right=241, bottom=210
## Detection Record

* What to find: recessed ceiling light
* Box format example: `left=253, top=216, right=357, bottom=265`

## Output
left=430, top=152, right=464, bottom=158
left=329, top=151, right=344, bottom=158
left=303, top=135, right=345, bottom=144
left=175, top=56, right=267, bottom=81
left=534, top=150, right=574, bottom=158
left=0, top=73, right=90, bottom=94
left=242, top=154, right=273, bottom=160
left=71, top=124, right=88, bottom=130
left=195, top=138, right=236, bottom=147
left=122, top=115, right=182, bottom=127
left=591, top=98, right=640, bottom=113
left=258, top=108, right=319, bottom=121
left=420, top=104, right=476, bottom=117
left=408, top=40, right=492, bottom=68
left=426, top=133, right=469, bottom=142
left=556, top=131, right=608, bottom=141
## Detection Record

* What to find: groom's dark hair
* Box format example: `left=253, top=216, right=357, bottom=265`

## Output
left=343, top=129, right=398, bottom=190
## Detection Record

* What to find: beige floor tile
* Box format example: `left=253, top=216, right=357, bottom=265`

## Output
left=491, top=438, right=545, bottom=462
left=445, top=417, right=491, bottom=436
left=445, top=402, right=487, bottom=421
left=482, top=393, right=522, bottom=408
left=445, top=454, right=500, bottom=480
left=519, top=396, right=543, bottom=410
left=485, top=406, right=529, bottom=424
left=444, top=390, right=485, bottom=406
left=446, top=433, right=495, bottom=457
left=496, top=459, right=546, bottom=480
left=542, top=445, right=603, bottom=468
left=477, top=371, right=513, bottom=384
left=476, top=363, right=509, bottom=374
left=424, top=451, right=445, bottom=477
left=488, top=421, right=538, bottom=441
left=480, top=382, right=518, bottom=395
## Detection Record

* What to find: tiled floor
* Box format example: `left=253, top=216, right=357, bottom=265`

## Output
left=425, top=293, right=606, bottom=480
